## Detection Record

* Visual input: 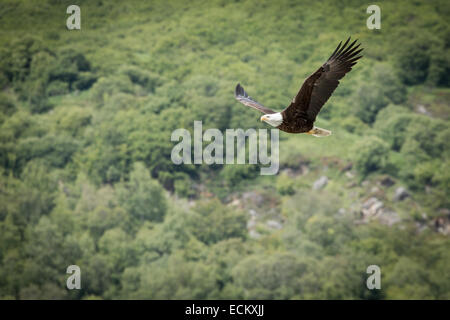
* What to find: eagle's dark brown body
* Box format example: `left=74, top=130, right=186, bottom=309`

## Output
left=235, top=37, right=363, bottom=134
left=278, top=66, right=323, bottom=133
left=277, top=117, right=314, bottom=133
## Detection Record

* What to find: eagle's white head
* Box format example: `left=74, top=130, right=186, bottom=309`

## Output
left=260, top=112, right=283, bottom=127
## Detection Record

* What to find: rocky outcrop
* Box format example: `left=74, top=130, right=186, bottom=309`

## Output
left=377, top=209, right=401, bottom=226
left=393, top=187, right=410, bottom=202
left=313, top=176, right=328, bottom=190
left=242, top=191, right=265, bottom=207
left=266, top=219, right=283, bottom=230
left=416, top=104, right=431, bottom=117
left=362, top=197, right=384, bottom=217
left=361, top=197, right=400, bottom=226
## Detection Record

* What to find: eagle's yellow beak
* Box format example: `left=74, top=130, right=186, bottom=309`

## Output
left=260, top=116, right=268, bottom=122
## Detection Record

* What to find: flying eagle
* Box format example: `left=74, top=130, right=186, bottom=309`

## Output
left=235, top=37, right=363, bottom=136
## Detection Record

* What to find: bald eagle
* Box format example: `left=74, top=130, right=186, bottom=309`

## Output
left=235, top=37, right=363, bottom=136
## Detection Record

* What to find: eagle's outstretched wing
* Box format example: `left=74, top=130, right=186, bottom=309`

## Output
left=234, top=83, right=276, bottom=114
left=283, top=37, right=363, bottom=121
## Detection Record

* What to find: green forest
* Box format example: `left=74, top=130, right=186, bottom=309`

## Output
left=0, top=0, right=449, bottom=299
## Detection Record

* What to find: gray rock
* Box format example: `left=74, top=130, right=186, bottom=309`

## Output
left=377, top=209, right=401, bottom=226
left=416, top=222, right=428, bottom=233
left=393, top=187, right=410, bottom=201
left=266, top=219, right=283, bottom=230
left=249, top=229, right=261, bottom=239
left=313, top=176, right=328, bottom=190
left=249, top=209, right=258, bottom=217
left=242, top=191, right=264, bottom=207
left=439, top=208, right=450, bottom=217
left=345, top=171, right=355, bottom=179
left=370, top=186, right=380, bottom=194
left=300, top=165, right=310, bottom=176
left=361, top=197, right=400, bottom=226
left=362, top=197, right=384, bottom=217
left=362, top=197, right=381, bottom=209
left=247, top=218, right=257, bottom=229
left=229, top=198, right=241, bottom=207
left=417, top=104, right=431, bottom=117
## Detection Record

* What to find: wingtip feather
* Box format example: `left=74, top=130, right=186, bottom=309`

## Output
left=235, top=83, right=243, bottom=97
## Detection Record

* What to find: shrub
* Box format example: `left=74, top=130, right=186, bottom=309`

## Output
left=219, top=164, right=259, bottom=187
left=117, top=162, right=168, bottom=223
left=354, top=64, right=407, bottom=124
left=120, top=65, right=162, bottom=93
left=354, top=84, right=389, bottom=124
left=353, top=136, right=390, bottom=176
left=189, top=199, right=247, bottom=245
left=90, top=76, right=136, bottom=105
left=373, top=63, right=407, bottom=105
left=0, top=93, right=17, bottom=116
left=396, top=39, right=430, bottom=85
left=0, top=36, right=46, bottom=83
left=73, top=72, right=97, bottom=91
left=276, top=172, right=295, bottom=195
left=173, top=173, right=196, bottom=197
left=427, top=45, right=450, bottom=87
left=46, top=80, right=69, bottom=96
left=374, top=112, right=414, bottom=151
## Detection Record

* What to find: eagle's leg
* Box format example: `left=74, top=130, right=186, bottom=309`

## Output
left=306, top=127, right=332, bottom=137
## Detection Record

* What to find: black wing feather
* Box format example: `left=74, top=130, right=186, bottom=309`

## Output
left=283, top=37, right=363, bottom=121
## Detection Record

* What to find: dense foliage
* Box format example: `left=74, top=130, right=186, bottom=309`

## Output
left=0, top=0, right=449, bottom=299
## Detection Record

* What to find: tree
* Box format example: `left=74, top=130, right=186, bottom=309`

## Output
left=354, top=83, right=389, bottom=124
left=231, top=253, right=310, bottom=299
left=189, top=199, right=247, bottom=245
left=354, top=64, right=406, bottom=124
left=385, top=257, right=434, bottom=299
left=374, top=110, right=413, bottom=151
left=396, top=38, right=430, bottom=85
left=353, top=136, right=389, bottom=177
left=117, top=162, right=168, bottom=223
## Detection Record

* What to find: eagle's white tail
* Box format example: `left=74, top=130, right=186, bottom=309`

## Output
left=308, top=126, right=332, bottom=137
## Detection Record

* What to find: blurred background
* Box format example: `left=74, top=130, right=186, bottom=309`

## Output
left=0, top=0, right=448, bottom=299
